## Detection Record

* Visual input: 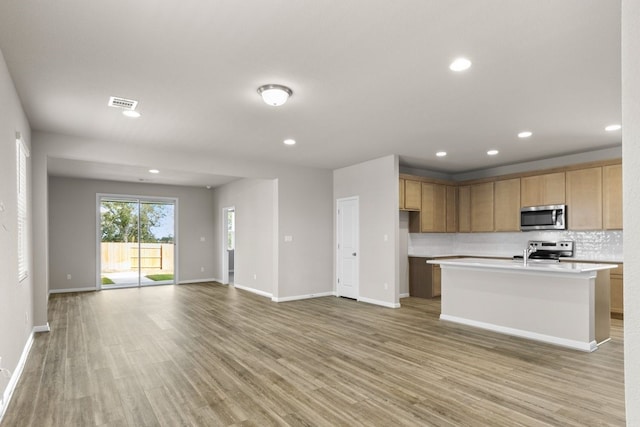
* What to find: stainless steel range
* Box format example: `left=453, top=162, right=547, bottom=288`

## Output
left=513, top=240, right=574, bottom=263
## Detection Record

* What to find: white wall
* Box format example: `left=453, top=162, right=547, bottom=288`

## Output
left=212, top=178, right=276, bottom=296
left=48, top=177, right=217, bottom=290
left=622, top=0, right=640, bottom=421
left=211, top=171, right=334, bottom=301
left=334, top=155, right=399, bottom=307
left=275, top=170, right=334, bottom=300
left=0, top=49, right=33, bottom=416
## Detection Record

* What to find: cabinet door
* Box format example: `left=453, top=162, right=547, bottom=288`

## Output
left=399, top=179, right=405, bottom=209
left=566, top=167, right=603, bottom=230
left=458, top=186, right=471, bottom=232
left=404, top=180, right=422, bottom=211
left=611, top=275, right=623, bottom=317
left=494, top=178, right=521, bottom=231
left=446, top=186, right=458, bottom=232
left=408, top=257, right=433, bottom=298
left=471, top=182, right=494, bottom=232
left=603, top=164, right=623, bottom=230
left=420, top=183, right=446, bottom=232
left=520, top=172, right=565, bottom=207
left=432, top=264, right=441, bottom=297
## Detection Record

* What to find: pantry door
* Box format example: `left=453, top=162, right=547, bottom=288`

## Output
left=336, top=197, right=359, bottom=299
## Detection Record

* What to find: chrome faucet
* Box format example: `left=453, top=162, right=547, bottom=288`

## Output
left=523, top=243, right=537, bottom=266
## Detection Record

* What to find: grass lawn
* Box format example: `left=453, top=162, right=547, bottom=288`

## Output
left=145, top=274, right=174, bottom=281
left=101, top=277, right=115, bottom=285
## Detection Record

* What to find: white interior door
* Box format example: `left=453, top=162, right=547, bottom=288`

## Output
left=337, top=197, right=359, bottom=299
left=221, top=206, right=235, bottom=285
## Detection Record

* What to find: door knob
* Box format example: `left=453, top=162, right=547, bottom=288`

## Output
left=352, top=252, right=357, bottom=256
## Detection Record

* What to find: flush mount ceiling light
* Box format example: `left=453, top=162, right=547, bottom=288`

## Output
left=518, top=131, right=533, bottom=138
left=449, top=57, right=472, bottom=72
left=283, top=138, right=296, bottom=146
left=605, top=124, right=622, bottom=131
left=487, top=149, right=499, bottom=156
left=148, top=169, right=159, bottom=174
left=436, top=151, right=447, bottom=157
left=257, top=84, right=292, bottom=106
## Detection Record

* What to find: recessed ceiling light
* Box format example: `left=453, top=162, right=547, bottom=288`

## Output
left=449, top=57, right=472, bottom=72
left=487, top=149, right=499, bottom=156
left=122, top=110, right=141, bottom=118
left=436, top=151, right=447, bottom=157
left=148, top=169, right=159, bottom=174
left=283, top=139, right=296, bottom=146
left=518, top=131, right=533, bottom=138
left=258, top=84, right=292, bottom=106
left=605, top=124, right=621, bottom=131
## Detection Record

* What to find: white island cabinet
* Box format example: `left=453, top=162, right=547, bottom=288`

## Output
left=427, top=258, right=616, bottom=352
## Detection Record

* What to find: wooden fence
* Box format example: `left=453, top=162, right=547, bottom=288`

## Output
left=101, top=242, right=174, bottom=273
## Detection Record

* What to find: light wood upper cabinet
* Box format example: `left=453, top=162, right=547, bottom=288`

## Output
left=458, top=185, right=471, bottom=233
left=402, top=179, right=422, bottom=211
left=471, top=182, right=494, bottom=232
left=401, top=159, right=620, bottom=233
left=494, top=178, right=521, bottom=231
left=566, top=167, right=603, bottom=230
left=446, top=186, right=458, bottom=232
left=520, top=172, right=565, bottom=207
left=420, top=183, right=446, bottom=232
left=603, top=164, right=622, bottom=230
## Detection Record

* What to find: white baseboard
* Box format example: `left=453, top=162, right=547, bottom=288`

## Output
left=49, top=286, right=96, bottom=295
left=0, top=331, right=34, bottom=423
left=178, top=278, right=219, bottom=284
left=439, top=314, right=598, bottom=352
left=233, top=283, right=273, bottom=299
left=357, top=296, right=401, bottom=309
left=33, top=323, right=50, bottom=333
left=272, top=291, right=335, bottom=303
left=399, top=293, right=410, bottom=298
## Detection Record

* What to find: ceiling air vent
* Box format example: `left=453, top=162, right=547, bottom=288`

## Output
left=108, top=96, right=138, bottom=110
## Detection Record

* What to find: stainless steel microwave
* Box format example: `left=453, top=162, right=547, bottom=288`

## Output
left=520, top=204, right=566, bottom=231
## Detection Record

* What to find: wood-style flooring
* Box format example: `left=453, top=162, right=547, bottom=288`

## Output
left=1, top=283, right=625, bottom=426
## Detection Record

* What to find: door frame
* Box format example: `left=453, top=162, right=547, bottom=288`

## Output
left=336, top=196, right=359, bottom=299
left=221, top=206, right=235, bottom=285
left=96, top=193, right=179, bottom=289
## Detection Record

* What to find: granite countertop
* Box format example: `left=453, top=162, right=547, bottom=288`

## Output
left=427, top=257, right=618, bottom=274
left=408, top=252, right=623, bottom=264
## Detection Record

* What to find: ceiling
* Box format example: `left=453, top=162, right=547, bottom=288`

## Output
left=0, top=1, right=621, bottom=186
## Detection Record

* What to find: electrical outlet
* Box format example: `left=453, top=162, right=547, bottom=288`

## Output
left=253, top=274, right=257, bottom=280
left=67, top=274, right=71, bottom=280
left=200, top=267, right=205, bottom=272
left=384, top=283, right=388, bottom=290
left=0, top=356, right=3, bottom=369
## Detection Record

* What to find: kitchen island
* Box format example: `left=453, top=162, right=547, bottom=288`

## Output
left=428, top=258, right=616, bottom=352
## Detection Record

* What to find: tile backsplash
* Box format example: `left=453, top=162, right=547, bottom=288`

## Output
left=408, top=230, right=623, bottom=261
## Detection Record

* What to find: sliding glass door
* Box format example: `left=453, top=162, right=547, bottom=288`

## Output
left=99, top=196, right=176, bottom=288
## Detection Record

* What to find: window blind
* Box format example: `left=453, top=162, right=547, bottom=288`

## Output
left=16, top=135, right=29, bottom=282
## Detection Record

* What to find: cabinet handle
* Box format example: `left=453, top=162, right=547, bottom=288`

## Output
left=352, top=252, right=357, bottom=256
